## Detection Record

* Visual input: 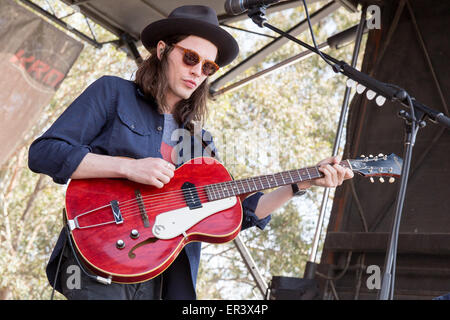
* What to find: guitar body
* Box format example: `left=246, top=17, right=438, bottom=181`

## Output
left=65, top=157, right=242, bottom=284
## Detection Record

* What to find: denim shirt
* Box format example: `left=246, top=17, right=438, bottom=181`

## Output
left=28, top=75, right=271, bottom=294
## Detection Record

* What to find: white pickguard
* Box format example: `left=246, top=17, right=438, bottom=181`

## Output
left=152, top=197, right=237, bottom=240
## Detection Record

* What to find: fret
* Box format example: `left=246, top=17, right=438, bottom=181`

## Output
left=259, top=175, right=266, bottom=189
left=280, top=172, right=286, bottom=185
left=223, top=181, right=230, bottom=197
left=298, top=168, right=307, bottom=181
left=205, top=185, right=212, bottom=201
left=234, top=180, right=242, bottom=193
left=266, top=174, right=275, bottom=188
left=233, top=181, right=239, bottom=195
left=215, top=182, right=223, bottom=199
left=287, top=170, right=295, bottom=184
left=230, top=181, right=236, bottom=196
left=222, top=182, right=228, bottom=199
left=259, top=175, right=267, bottom=189
left=245, top=179, right=252, bottom=192
left=222, top=181, right=230, bottom=198
left=251, top=177, right=258, bottom=191
left=239, top=180, right=246, bottom=193
left=210, top=184, right=218, bottom=201
left=306, top=168, right=312, bottom=180
left=293, top=169, right=303, bottom=183
left=314, top=166, right=322, bottom=179
left=272, top=174, right=279, bottom=187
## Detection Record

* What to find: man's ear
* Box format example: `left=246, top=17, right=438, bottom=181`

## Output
left=156, top=41, right=166, bottom=60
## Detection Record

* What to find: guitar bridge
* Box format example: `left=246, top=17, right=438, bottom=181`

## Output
left=110, top=200, right=123, bottom=224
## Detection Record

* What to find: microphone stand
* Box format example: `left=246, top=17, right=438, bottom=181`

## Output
left=246, top=5, right=450, bottom=300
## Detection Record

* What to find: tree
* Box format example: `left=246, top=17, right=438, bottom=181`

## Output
left=196, top=4, right=366, bottom=299
left=0, top=0, right=366, bottom=299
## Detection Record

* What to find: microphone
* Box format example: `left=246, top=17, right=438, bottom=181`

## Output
left=224, top=0, right=281, bottom=15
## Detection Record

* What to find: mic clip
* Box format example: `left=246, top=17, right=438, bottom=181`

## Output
left=248, top=6, right=268, bottom=27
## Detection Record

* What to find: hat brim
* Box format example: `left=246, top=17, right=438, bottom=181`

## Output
left=140, top=18, right=239, bottom=67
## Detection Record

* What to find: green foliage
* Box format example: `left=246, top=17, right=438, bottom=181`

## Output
left=0, top=1, right=366, bottom=300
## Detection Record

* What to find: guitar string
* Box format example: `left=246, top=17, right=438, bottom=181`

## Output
left=71, top=159, right=390, bottom=229
left=72, top=160, right=377, bottom=225
left=113, top=166, right=326, bottom=211
left=73, top=172, right=324, bottom=228
left=108, top=159, right=358, bottom=211
left=116, top=169, right=322, bottom=213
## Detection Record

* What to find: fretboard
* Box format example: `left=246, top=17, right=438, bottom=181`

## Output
left=206, top=161, right=350, bottom=201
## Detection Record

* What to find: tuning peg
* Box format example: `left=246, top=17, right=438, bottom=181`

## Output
left=370, top=177, right=374, bottom=183
left=360, top=154, right=365, bottom=158
left=378, top=153, right=384, bottom=157
left=379, top=177, right=385, bottom=183
left=389, top=177, right=395, bottom=183
left=369, top=154, right=374, bottom=158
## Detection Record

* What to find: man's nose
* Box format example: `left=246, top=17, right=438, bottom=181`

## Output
left=190, top=62, right=203, bottom=77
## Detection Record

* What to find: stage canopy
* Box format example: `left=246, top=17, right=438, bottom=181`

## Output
left=17, top=0, right=362, bottom=95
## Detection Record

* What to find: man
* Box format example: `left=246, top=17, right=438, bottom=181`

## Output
left=28, top=5, right=353, bottom=300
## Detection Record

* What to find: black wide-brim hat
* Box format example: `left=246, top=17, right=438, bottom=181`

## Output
left=140, top=5, right=239, bottom=67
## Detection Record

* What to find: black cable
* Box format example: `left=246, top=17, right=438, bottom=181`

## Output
left=50, top=235, right=67, bottom=300
left=301, top=0, right=336, bottom=69
left=64, top=224, right=111, bottom=285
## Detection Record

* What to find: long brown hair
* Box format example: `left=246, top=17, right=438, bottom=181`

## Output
left=134, top=35, right=211, bottom=133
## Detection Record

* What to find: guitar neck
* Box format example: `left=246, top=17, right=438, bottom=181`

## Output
left=206, top=161, right=351, bottom=201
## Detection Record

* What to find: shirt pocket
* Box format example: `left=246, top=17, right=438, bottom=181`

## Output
left=117, top=108, right=151, bottom=136
left=109, top=105, right=157, bottom=159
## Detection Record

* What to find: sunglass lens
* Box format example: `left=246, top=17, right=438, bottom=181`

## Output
left=183, top=50, right=200, bottom=66
left=203, top=62, right=219, bottom=76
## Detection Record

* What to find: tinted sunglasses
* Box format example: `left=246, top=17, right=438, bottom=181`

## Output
left=171, top=44, right=220, bottom=77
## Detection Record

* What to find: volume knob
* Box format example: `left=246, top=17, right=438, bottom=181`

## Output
left=130, top=229, right=140, bottom=239
left=116, top=239, right=125, bottom=249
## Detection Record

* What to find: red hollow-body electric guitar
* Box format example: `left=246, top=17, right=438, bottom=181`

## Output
left=65, top=154, right=402, bottom=284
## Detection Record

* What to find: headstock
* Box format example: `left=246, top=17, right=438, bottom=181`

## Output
left=348, top=153, right=403, bottom=183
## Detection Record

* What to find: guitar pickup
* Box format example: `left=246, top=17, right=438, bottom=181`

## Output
left=181, top=182, right=202, bottom=210
left=110, top=200, right=123, bottom=224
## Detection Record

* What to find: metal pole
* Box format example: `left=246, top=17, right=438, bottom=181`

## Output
left=233, top=236, right=269, bottom=297
left=305, top=6, right=367, bottom=274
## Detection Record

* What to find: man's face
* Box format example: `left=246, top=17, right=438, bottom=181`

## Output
left=158, top=35, right=218, bottom=109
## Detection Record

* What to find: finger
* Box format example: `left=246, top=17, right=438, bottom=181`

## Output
left=333, top=164, right=346, bottom=185
left=161, top=164, right=175, bottom=178
left=333, top=155, right=342, bottom=165
left=156, top=158, right=175, bottom=171
left=151, top=178, right=164, bottom=189
left=325, top=164, right=339, bottom=186
left=156, top=159, right=175, bottom=177
left=318, top=165, right=334, bottom=187
left=156, top=171, right=171, bottom=185
left=317, top=156, right=333, bottom=166
left=345, top=168, right=355, bottom=179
